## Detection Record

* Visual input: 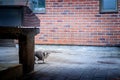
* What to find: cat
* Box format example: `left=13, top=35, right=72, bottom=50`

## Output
left=34, top=50, right=50, bottom=64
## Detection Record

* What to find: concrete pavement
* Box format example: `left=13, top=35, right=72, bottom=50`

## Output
left=0, top=45, right=120, bottom=80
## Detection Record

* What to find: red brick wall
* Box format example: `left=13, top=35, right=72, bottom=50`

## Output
left=31, top=0, right=120, bottom=46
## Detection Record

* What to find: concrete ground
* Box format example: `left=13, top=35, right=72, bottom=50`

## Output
left=0, top=45, right=120, bottom=80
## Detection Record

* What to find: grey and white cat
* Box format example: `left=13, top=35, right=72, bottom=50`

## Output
left=34, top=50, right=50, bottom=64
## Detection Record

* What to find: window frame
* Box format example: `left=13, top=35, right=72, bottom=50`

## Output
left=31, top=0, right=46, bottom=14
left=100, top=0, right=118, bottom=13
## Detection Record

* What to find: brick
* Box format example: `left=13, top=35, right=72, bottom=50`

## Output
left=15, top=0, right=120, bottom=46
left=95, top=14, right=101, bottom=17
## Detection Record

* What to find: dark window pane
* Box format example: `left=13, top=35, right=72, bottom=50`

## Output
left=38, top=0, right=45, bottom=8
left=103, top=0, right=117, bottom=10
left=101, top=0, right=118, bottom=13
left=32, top=0, right=46, bottom=13
left=32, top=0, right=45, bottom=8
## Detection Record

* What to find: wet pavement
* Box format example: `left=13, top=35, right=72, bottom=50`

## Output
left=0, top=45, right=120, bottom=80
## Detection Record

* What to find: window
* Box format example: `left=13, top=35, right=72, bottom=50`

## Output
left=31, top=0, right=46, bottom=13
left=100, top=0, right=118, bottom=13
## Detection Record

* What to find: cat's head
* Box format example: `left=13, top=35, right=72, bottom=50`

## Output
left=43, top=51, right=50, bottom=58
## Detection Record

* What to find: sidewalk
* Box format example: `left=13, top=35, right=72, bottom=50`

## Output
left=0, top=45, right=120, bottom=80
